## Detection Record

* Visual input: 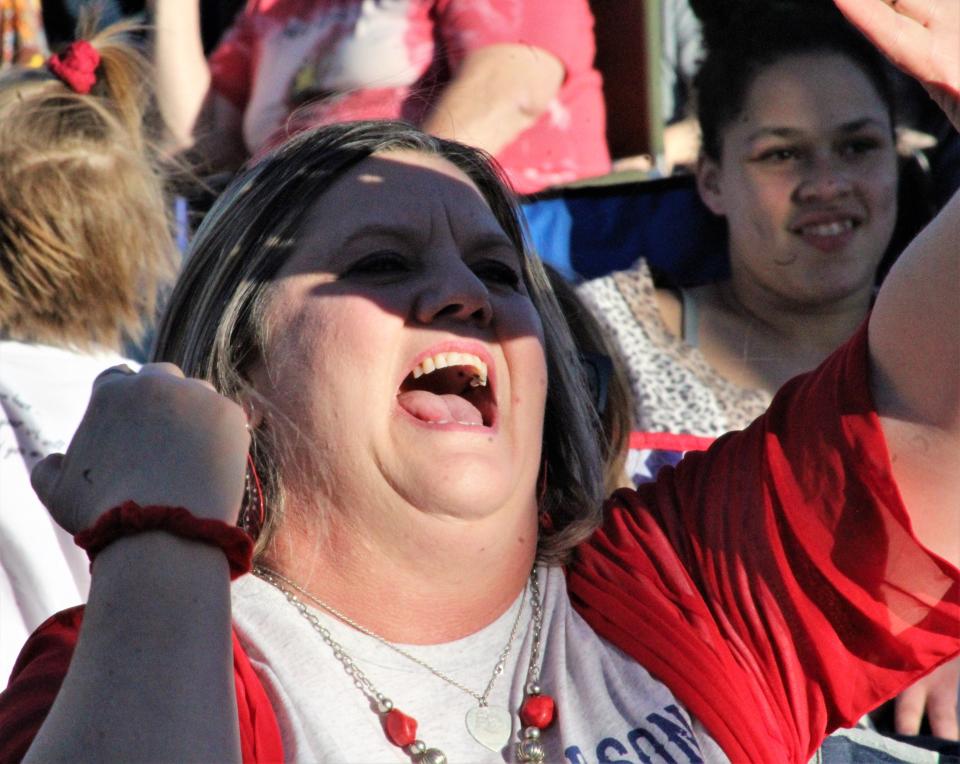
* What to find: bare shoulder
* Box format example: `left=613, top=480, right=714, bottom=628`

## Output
left=655, top=287, right=683, bottom=338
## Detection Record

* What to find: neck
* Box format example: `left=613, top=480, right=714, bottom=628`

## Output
left=715, top=276, right=871, bottom=350
left=691, top=275, right=873, bottom=394
left=263, top=497, right=538, bottom=644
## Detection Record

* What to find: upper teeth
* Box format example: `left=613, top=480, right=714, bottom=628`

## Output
left=800, top=220, right=854, bottom=237
left=411, top=352, right=488, bottom=387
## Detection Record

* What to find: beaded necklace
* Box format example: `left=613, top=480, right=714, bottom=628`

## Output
left=256, top=565, right=556, bottom=762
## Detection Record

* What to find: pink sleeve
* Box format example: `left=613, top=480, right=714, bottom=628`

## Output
left=208, top=1, right=258, bottom=111
left=0, top=607, right=283, bottom=764
left=432, top=0, right=597, bottom=75
left=568, top=321, right=960, bottom=762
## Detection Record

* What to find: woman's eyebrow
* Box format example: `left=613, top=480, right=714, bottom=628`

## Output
left=747, top=117, right=888, bottom=143
left=464, top=231, right=519, bottom=257
left=836, top=117, right=888, bottom=134
left=339, top=222, right=423, bottom=247
left=745, top=126, right=805, bottom=143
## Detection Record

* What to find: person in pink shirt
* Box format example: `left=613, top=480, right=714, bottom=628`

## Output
left=152, top=0, right=610, bottom=193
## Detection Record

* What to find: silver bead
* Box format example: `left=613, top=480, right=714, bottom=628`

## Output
left=418, top=748, right=447, bottom=764
left=523, top=726, right=541, bottom=740
left=517, top=738, right=546, bottom=762
left=377, top=696, right=394, bottom=713
left=525, top=682, right=541, bottom=696
left=408, top=740, right=427, bottom=755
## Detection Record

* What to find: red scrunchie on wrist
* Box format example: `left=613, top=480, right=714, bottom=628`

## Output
left=74, top=502, right=253, bottom=579
left=47, top=40, right=101, bottom=94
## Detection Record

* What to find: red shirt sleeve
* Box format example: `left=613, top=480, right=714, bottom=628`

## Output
left=0, top=607, right=283, bottom=763
left=432, top=0, right=597, bottom=76
left=568, top=321, right=960, bottom=762
left=0, top=608, right=81, bottom=764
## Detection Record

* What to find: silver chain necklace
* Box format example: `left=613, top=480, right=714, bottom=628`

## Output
left=255, top=565, right=553, bottom=763
left=257, top=565, right=526, bottom=707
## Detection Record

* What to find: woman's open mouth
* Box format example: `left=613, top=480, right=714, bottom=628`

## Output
left=396, top=351, right=497, bottom=428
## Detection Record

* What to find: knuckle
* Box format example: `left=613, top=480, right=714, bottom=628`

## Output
left=135, top=372, right=171, bottom=395
left=216, top=395, right=248, bottom=427
left=139, top=361, right=186, bottom=378
left=896, top=693, right=923, bottom=711
left=87, top=382, right=122, bottom=411
left=895, top=695, right=924, bottom=722
left=95, top=363, right=133, bottom=377
left=91, top=366, right=133, bottom=392
left=928, top=696, right=959, bottom=716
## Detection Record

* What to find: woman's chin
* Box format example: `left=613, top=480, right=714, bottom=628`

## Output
left=391, top=458, right=531, bottom=522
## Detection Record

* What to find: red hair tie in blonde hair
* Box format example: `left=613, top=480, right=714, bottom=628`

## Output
left=47, top=40, right=101, bottom=94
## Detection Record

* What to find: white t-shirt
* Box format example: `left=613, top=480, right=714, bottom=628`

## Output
left=0, top=341, right=131, bottom=686
left=232, top=567, right=728, bottom=763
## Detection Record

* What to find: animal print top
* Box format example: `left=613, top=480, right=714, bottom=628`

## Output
left=577, top=260, right=771, bottom=437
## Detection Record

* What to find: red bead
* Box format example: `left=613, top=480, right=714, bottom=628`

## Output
left=385, top=708, right=418, bottom=747
left=520, top=694, right=555, bottom=728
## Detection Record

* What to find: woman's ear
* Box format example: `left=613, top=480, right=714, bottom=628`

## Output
left=242, top=359, right=270, bottom=430
left=240, top=391, right=265, bottom=429
left=696, top=154, right=727, bottom=217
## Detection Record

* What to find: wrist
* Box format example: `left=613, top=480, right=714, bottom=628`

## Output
left=75, top=501, right=253, bottom=579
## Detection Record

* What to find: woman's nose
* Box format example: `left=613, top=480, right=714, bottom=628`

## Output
left=794, top=159, right=854, bottom=203
left=413, top=260, right=493, bottom=327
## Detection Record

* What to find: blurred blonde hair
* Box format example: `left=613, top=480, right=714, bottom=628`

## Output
left=0, top=18, right=177, bottom=351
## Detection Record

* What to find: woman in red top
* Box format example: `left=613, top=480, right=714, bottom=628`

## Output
left=1, top=1, right=958, bottom=761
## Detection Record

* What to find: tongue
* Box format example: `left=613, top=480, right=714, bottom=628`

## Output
left=397, top=390, right=484, bottom=426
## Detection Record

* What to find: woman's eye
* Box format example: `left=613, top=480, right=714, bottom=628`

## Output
left=756, top=147, right=799, bottom=163
left=839, top=138, right=882, bottom=157
left=344, top=251, right=409, bottom=276
left=472, top=260, right=522, bottom=289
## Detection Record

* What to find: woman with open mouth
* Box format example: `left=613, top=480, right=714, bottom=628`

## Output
left=1, top=0, right=958, bottom=761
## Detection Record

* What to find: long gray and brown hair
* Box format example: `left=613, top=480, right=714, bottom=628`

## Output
left=152, top=120, right=604, bottom=564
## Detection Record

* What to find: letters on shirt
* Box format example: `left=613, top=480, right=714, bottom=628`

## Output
left=563, top=704, right=705, bottom=764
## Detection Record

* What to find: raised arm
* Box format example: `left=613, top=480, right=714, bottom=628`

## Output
left=19, top=364, right=248, bottom=762
left=833, top=0, right=960, bottom=568
left=421, top=43, right=564, bottom=157
left=151, top=0, right=246, bottom=169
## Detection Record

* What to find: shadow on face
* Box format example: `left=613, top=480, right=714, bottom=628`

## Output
left=153, top=133, right=605, bottom=562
